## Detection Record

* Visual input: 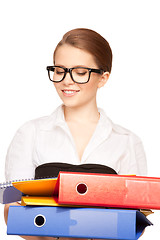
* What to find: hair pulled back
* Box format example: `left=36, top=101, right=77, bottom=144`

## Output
left=53, top=28, right=112, bottom=73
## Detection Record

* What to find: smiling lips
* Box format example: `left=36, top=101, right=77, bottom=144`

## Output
left=62, top=90, right=80, bottom=97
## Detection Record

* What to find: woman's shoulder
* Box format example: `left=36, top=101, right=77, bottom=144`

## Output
left=112, top=122, right=142, bottom=144
left=16, top=105, right=63, bottom=133
left=99, top=108, right=142, bottom=144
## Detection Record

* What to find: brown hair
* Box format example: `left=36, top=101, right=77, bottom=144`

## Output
left=53, top=28, right=112, bottom=73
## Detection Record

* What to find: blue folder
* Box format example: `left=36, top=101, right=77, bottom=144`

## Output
left=7, top=206, right=152, bottom=239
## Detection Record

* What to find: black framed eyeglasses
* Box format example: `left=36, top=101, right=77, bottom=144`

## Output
left=46, top=66, right=104, bottom=84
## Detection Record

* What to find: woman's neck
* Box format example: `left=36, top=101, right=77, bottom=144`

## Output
left=63, top=103, right=100, bottom=124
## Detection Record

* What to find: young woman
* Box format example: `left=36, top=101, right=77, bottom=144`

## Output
left=4, top=28, right=147, bottom=240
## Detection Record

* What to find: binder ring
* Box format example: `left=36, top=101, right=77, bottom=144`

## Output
left=34, top=214, right=46, bottom=227
left=76, top=183, right=88, bottom=195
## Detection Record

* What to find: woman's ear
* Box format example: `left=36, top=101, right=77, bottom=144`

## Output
left=98, top=72, right=110, bottom=88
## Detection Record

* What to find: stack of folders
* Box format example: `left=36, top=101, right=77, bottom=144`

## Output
left=2, top=172, right=160, bottom=239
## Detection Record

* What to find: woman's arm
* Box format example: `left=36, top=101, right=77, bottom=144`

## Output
left=4, top=202, right=56, bottom=240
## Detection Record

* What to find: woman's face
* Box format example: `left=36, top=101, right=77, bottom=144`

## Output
left=53, top=44, right=108, bottom=109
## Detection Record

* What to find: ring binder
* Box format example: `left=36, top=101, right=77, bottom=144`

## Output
left=7, top=206, right=152, bottom=239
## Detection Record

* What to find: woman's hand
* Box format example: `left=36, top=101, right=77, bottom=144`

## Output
left=4, top=201, right=21, bottom=224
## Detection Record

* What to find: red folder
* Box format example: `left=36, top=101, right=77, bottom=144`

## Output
left=56, top=172, right=160, bottom=209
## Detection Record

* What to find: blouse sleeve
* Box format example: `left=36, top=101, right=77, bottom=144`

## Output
left=5, top=121, right=37, bottom=181
left=132, top=136, right=148, bottom=176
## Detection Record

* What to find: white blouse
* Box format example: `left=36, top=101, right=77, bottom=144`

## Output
left=5, top=105, right=147, bottom=181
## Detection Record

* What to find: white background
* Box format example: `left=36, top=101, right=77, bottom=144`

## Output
left=0, top=0, right=160, bottom=239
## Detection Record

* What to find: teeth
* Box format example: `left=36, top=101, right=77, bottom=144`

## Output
left=63, top=90, right=75, bottom=94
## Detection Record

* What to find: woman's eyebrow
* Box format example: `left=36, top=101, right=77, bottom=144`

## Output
left=55, top=64, right=89, bottom=68
left=73, top=65, right=89, bottom=68
left=54, top=64, right=65, bottom=67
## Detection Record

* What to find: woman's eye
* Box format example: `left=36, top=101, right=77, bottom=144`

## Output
left=57, top=71, right=64, bottom=75
left=75, top=70, right=87, bottom=76
left=55, top=68, right=64, bottom=75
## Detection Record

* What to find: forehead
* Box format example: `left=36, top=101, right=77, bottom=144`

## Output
left=54, top=44, right=98, bottom=68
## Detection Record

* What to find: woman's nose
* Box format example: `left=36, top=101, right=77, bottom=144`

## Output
left=63, top=72, right=75, bottom=85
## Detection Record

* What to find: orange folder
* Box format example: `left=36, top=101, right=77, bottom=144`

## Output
left=12, top=178, right=57, bottom=196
